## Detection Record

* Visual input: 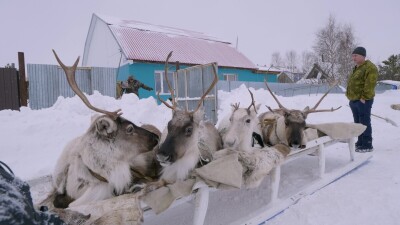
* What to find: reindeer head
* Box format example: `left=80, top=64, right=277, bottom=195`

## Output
left=156, top=52, right=218, bottom=166
left=263, top=80, right=341, bottom=148
left=222, top=90, right=261, bottom=151
left=88, top=115, right=159, bottom=153
left=52, top=50, right=160, bottom=153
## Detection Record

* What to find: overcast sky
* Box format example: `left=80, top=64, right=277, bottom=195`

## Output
left=1, top=0, right=399, bottom=69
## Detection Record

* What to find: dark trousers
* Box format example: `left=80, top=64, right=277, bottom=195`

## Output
left=349, top=99, right=374, bottom=149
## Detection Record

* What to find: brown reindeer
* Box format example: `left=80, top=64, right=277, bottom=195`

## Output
left=155, top=52, right=222, bottom=184
left=259, top=81, right=341, bottom=148
left=47, top=50, right=161, bottom=209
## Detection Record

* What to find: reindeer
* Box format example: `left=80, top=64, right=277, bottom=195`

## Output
left=218, top=89, right=262, bottom=152
left=259, top=81, right=341, bottom=148
left=216, top=89, right=291, bottom=188
left=155, top=52, right=222, bottom=184
left=48, top=50, right=161, bottom=209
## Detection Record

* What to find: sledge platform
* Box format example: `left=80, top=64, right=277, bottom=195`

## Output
left=142, top=136, right=372, bottom=225
left=28, top=136, right=372, bottom=225
left=231, top=136, right=372, bottom=225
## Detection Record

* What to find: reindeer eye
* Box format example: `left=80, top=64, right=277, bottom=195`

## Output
left=185, top=126, right=193, bottom=136
left=126, top=124, right=134, bottom=134
left=245, top=119, right=251, bottom=123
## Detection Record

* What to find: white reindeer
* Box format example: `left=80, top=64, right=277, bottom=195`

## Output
left=218, top=89, right=262, bottom=152
left=48, top=50, right=161, bottom=209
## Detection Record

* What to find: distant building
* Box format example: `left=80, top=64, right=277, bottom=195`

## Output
left=276, top=71, right=304, bottom=83
left=83, top=14, right=276, bottom=98
left=297, top=63, right=331, bottom=84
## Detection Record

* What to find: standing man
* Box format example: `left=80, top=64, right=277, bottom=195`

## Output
left=121, top=75, right=153, bottom=97
left=346, top=46, right=378, bottom=152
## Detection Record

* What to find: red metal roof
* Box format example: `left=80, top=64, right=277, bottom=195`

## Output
left=101, top=16, right=256, bottom=69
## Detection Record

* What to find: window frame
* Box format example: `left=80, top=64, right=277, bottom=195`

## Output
left=223, top=73, right=238, bottom=81
left=154, top=70, right=176, bottom=95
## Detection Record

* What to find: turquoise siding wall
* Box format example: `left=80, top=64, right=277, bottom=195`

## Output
left=218, top=68, right=277, bottom=82
left=118, top=62, right=178, bottom=99
left=117, top=62, right=277, bottom=99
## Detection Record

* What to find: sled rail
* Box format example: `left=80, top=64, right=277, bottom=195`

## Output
left=142, top=136, right=371, bottom=225
left=232, top=136, right=372, bottom=225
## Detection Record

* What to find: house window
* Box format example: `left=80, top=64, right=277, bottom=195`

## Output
left=155, top=71, right=175, bottom=94
left=223, top=73, right=238, bottom=81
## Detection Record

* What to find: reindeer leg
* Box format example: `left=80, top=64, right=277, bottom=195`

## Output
left=69, top=184, right=113, bottom=207
left=144, top=179, right=168, bottom=194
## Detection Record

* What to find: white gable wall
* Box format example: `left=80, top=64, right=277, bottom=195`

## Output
left=82, top=16, right=123, bottom=67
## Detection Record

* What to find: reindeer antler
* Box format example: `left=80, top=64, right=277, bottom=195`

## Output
left=264, top=80, right=289, bottom=111
left=247, top=89, right=258, bottom=114
left=157, top=51, right=177, bottom=110
left=304, top=80, right=342, bottom=115
left=192, top=63, right=219, bottom=113
left=52, top=50, right=122, bottom=120
left=231, top=102, right=240, bottom=111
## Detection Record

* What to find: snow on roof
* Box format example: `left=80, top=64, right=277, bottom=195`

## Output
left=95, top=14, right=256, bottom=69
left=257, top=65, right=282, bottom=73
left=97, top=14, right=229, bottom=43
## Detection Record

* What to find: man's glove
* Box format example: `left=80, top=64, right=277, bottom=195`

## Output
left=149, top=88, right=154, bottom=91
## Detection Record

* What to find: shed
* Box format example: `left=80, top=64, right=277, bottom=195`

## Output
left=297, top=63, right=331, bottom=84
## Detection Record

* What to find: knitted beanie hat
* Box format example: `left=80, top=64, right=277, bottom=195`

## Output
left=352, top=47, right=366, bottom=57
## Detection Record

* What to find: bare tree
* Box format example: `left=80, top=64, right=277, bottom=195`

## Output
left=337, top=24, right=356, bottom=84
left=270, top=52, right=285, bottom=68
left=285, top=50, right=298, bottom=72
left=313, top=15, right=356, bottom=85
left=301, top=51, right=318, bottom=73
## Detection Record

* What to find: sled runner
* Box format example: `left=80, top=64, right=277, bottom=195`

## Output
left=231, top=135, right=372, bottom=225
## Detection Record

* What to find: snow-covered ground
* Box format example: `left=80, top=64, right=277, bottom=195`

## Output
left=1, top=85, right=399, bottom=225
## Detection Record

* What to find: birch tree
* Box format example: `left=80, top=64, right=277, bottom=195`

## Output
left=313, top=15, right=356, bottom=85
left=301, top=51, right=318, bottom=73
left=285, top=50, right=298, bottom=72
left=270, top=52, right=285, bottom=68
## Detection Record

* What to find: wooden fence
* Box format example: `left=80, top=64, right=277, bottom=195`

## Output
left=0, top=68, right=20, bottom=110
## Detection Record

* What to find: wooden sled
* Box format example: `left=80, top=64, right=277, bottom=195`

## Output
left=28, top=136, right=371, bottom=225
left=231, top=136, right=372, bottom=225
left=141, top=136, right=372, bottom=225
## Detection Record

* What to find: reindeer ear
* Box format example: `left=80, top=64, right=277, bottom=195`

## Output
left=90, top=114, right=102, bottom=123
left=302, top=106, right=310, bottom=119
left=255, top=104, right=261, bottom=112
left=95, top=117, right=117, bottom=137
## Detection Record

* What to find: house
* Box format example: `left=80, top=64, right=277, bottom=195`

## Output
left=297, top=63, right=331, bottom=84
left=82, top=14, right=274, bottom=99
left=255, top=65, right=280, bottom=82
